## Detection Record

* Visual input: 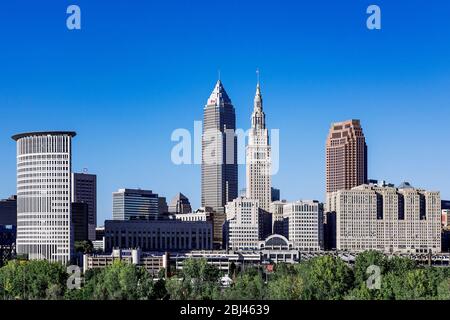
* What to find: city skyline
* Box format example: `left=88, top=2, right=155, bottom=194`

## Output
left=1, top=1, right=450, bottom=225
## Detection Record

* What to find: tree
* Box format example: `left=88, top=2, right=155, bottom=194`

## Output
left=223, top=267, right=267, bottom=300
left=79, top=261, right=157, bottom=300
left=436, top=277, right=450, bottom=300
left=0, top=260, right=26, bottom=299
left=265, top=263, right=303, bottom=300
left=152, top=278, right=168, bottom=299
left=74, top=241, right=94, bottom=254
left=166, top=258, right=221, bottom=300
left=182, top=258, right=220, bottom=283
left=423, top=267, right=450, bottom=298
left=267, top=273, right=304, bottom=300
left=397, top=269, right=430, bottom=300
left=157, top=268, right=166, bottom=279
left=386, top=256, right=416, bottom=275
left=345, top=284, right=374, bottom=300
left=353, top=250, right=387, bottom=286
left=380, top=268, right=439, bottom=300
left=301, top=256, right=353, bottom=300
left=0, top=260, right=67, bottom=300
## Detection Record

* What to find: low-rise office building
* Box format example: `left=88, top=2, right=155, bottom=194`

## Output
left=283, top=200, right=324, bottom=252
left=226, top=197, right=267, bottom=250
left=85, top=233, right=301, bottom=275
left=171, top=235, right=299, bottom=273
left=171, top=251, right=261, bottom=273
left=328, top=183, right=442, bottom=254
left=104, top=219, right=213, bottom=252
left=83, top=249, right=168, bottom=275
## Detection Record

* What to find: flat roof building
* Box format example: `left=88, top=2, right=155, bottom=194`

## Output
left=83, top=249, right=168, bottom=276
left=283, top=200, right=324, bottom=252
left=12, top=131, right=76, bottom=264
left=72, top=172, right=97, bottom=241
left=112, top=188, right=160, bottom=221
left=328, top=183, right=441, bottom=254
left=326, top=120, right=367, bottom=194
left=104, top=219, right=213, bottom=252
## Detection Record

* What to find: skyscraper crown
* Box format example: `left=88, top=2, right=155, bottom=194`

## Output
left=207, top=80, right=232, bottom=106
left=254, top=83, right=263, bottom=111
left=251, top=82, right=266, bottom=130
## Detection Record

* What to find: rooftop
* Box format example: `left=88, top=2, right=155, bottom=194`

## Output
left=12, top=131, right=77, bottom=141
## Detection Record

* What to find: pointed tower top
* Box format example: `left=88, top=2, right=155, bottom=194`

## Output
left=207, top=79, right=231, bottom=106
left=255, top=82, right=262, bottom=97
left=251, top=69, right=266, bottom=129
left=254, top=74, right=263, bottom=111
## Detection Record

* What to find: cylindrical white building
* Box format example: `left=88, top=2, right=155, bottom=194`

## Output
left=12, top=131, right=76, bottom=264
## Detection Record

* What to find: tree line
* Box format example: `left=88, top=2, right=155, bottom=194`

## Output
left=1, top=250, right=450, bottom=300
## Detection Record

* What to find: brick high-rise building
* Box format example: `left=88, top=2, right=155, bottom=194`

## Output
left=326, top=119, right=367, bottom=194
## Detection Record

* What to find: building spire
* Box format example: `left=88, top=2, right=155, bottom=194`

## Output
left=252, top=69, right=265, bottom=130
left=256, top=68, right=260, bottom=86
left=254, top=69, right=263, bottom=112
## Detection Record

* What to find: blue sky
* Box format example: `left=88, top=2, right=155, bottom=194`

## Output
left=1, top=0, right=449, bottom=225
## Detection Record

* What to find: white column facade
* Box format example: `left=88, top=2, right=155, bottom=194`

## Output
left=13, top=132, right=75, bottom=264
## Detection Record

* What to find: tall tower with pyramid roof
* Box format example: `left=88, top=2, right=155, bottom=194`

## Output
left=201, top=80, right=238, bottom=212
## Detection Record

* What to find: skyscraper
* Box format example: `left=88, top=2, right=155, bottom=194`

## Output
left=112, top=188, right=160, bottom=220
left=246, top=82, right=272, bottom=212
left=326, top=119, right=367, bottom=194
left=12, top=131, right=76, bottom=264
left=72, top=172, right=97, bottom=241
left=201, top=80, right=238, bottom=212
